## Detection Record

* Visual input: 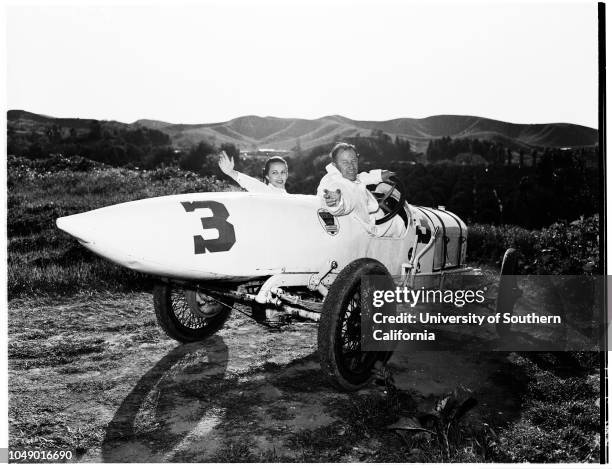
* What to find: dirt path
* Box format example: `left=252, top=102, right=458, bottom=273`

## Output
left=9, top=292, right=530, bottom=463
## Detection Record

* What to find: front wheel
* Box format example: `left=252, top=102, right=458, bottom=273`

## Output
left=153, top=283, right=233, bottom=342
left=318, top=258, right=395, bottom=391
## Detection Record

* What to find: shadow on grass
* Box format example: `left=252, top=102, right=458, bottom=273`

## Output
left=101, top=336, right=229, bottom=462
left=98, top=334, right=593, bottom=462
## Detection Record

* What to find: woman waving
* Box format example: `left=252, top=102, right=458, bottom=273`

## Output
left=218, top=151, right=288, bottom=194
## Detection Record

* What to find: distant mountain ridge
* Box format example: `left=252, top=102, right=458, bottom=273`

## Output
left=132, top=114, right=598, bottom=153
left=8, top=110, right=598, bottom=154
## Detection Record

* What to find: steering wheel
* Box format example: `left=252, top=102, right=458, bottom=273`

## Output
left=372, top=176, right=407, bottom=225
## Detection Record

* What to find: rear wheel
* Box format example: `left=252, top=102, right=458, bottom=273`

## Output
left=153, top=283, right=233, bottom=342
left=318, top=259, right=395, bottom=391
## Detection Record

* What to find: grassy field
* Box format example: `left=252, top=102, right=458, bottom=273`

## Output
left=7, top=157, right=602, bottom=462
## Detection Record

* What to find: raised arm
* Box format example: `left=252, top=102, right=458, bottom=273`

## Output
left=218, top=151, right=239, bottom=180
left=218, top=151, right=271, bottom=193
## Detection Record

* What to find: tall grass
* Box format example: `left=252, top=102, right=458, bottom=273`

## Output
left=492, top=353, right=600, bottom=462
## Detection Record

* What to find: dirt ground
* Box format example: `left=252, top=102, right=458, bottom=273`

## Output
left=7, top=290, right=596, bottom=463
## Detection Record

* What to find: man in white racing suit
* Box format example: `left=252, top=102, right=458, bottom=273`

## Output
left=316, top=142, right=405, bottom=237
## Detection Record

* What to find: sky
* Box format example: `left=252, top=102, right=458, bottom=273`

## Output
left=6, top=1, right=600, bottom=128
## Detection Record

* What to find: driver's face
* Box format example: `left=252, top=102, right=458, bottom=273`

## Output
left=334, top=149, right=359, bottom=182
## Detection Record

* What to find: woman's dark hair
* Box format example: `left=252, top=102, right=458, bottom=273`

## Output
left=330, top=142, right=358, bottom=162
left=262, top=156, right=288, bottom=184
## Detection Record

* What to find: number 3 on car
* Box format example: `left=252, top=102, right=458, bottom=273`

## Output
left=181, top=201, right=236, bottom=254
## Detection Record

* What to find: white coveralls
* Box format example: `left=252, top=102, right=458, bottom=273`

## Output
left=316, top=163, right=405, bottom=237
left=233, top=171, right=287, bottom=194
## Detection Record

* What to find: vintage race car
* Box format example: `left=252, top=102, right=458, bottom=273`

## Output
left=56, top=178, right=519, bottom=390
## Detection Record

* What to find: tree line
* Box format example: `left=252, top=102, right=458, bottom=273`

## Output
left=8, top=121, right=173, bottom=168
left=7, top=122, right=600, bottom=229
left=426, top=135, right=598, bottom=168
left=286, top=135, right=600, bottom=229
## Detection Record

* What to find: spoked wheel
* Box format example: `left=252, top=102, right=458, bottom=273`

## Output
left=495, top=248, right=521, bottom=337
left=318, top=258, right=395, bottom=391
left=339, top=289, right=378, bottom=376
left=153, top=283, right=233, bottom=342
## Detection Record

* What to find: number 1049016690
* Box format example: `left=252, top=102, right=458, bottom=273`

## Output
left=9, top=450, right=73, bottom=461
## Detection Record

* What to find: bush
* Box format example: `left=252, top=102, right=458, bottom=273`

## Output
left=7, top=155, right=108, bottom=180
left=467, top=215, right=600, bottom=274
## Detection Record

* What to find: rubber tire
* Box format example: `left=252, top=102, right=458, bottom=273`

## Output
left=318, top=258, right=395, bottom=391
left=495, top=248, right=520, bottom=337
left=153, top=283, right=232, bottom=343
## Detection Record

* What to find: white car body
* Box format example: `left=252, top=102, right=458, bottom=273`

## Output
left=56, top=189, right=468, bottom=287
left=56, top=185, right=488, bottom=391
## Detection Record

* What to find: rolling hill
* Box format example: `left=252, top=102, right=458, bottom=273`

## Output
left=8, top=110, right=598, bottom=155
left=133, top=114, right=598, bottom=153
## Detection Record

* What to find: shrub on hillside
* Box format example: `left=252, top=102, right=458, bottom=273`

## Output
left=468, top=215, right=600, bottom=274
left=8, top=154, right=108, bottom=173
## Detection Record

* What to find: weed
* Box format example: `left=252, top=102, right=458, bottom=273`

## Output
left=492, top=353, right=600, bottom=462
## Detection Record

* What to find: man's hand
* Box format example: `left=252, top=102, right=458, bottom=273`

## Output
left=218, top=151, right=235, bottom=175
left=323, top=189, right=341, bottom=207
left=381, top=170, right=396, bottom=183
